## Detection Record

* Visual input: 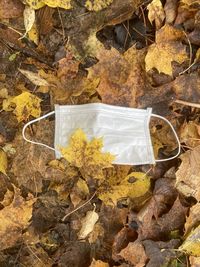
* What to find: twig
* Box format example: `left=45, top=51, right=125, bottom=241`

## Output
left=175, top=99, right=200, bottom=109
left=62, top=191, right=96, bottom=221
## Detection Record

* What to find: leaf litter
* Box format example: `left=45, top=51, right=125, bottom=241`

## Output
left=0, top=0, right=200, bottom=266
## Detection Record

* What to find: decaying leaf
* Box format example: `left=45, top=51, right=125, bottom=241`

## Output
left=0, top=149, right=7, bottom=175
left=119, top=242, right=147, bottom=267
left=147, top=0, right=165, bottom=29
left=19, top=69, right=49, bottom=86
left=23, top=6, right=35, bottom=36
left=0, top=187, right=35, bottom=250
left=0, top=0, right=24, bottom=19
left=176, top=146, right=200, bottom=201
left=179, top=224, right=200, bottom=256
left=78, top=209, right=99, bottom=239
left=60, top=128, right=115, bottom=179
left=98, top=172, right=150, bottom=206
left=89, top=259, right=109, bottom=267
left=145, top=24, right=188, bottom=75
left=88, top=46, right=147, bottom=107
left=3, top=92, right=41, bottom=122
left=180, top=121, right=200, bottom=148
left=24, top=0, right=72, bottom=10
left=88, top=222, right=104, bottom=244
left=85, top=0, right=113, bottom=11
left=184, top=203, right=200, bottom=236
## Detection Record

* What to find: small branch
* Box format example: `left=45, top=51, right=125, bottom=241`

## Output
left=62, top=191, right=96, bottom=221
left=175, top=99, right=200, bottom=109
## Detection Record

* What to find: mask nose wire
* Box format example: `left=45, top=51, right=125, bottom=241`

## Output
left=22, top=111, right=56, bottom=151
left=151, top=114, right=181, bottom=162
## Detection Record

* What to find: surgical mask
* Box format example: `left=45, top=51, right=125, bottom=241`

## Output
left=22, top=103, right=181, bottom=165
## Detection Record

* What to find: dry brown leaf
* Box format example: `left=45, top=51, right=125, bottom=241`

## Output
left=0, top=0, right=24, bottom=19
left=185, top=203, right=200, bottom=236
left=119, top=242, right=147, bottom=267
left=190, top=256, right=200, bottom=267
left=0, top=187, right=35, bottom=250
left=147, top=0, right=165, bottom=29
left=88, top=222, right=104, bottom=244
left=78, top=210, right=99, bottom=239
left=89, top=259, right=109, bottom=267
left=87, top=46, right=147, bottom=107
left=145, top=24, right=188, bottom=75
left=164, top=0, right=178, bottom=24
left=19, top=69, right=49, bottom=86
left=176, top=146, right=200, bottom=201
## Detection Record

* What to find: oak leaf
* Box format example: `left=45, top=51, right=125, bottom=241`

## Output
left=0, top=187, right=35, bottom=250
left=3, top=92, right=41, bottom=122
left=145, top=24, right=188, bottom=75
left=60, top=128, right=115, bottom=179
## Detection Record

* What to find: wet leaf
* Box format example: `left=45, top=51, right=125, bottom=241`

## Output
left=60, top=128, right=115, bottom=179
left=19, top=69, right=49, bottom=86
left=179, top=224, right=200, bottom=256
left=0, top=150, right=7, bottom=175
left=3, top=92, right=41, bottom=122
left=147, top=0, right=165, bottom=29
left=78, top=209, right=99, bottom=239
left=24, top=0, right=72, bottom=9
left=0, top=187, right=36, bottom=250
left=145, top=24, right=188, bottom=75
left=98, top=172, right=150, bottom=206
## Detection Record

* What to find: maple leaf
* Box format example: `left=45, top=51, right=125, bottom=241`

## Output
left=0, top=187, right=36, bottom=250
left=3, top=92, right=41, bottom=122
left=145, top=24, right=188, bottom=76
left=60, top=129, right=115, bottom=179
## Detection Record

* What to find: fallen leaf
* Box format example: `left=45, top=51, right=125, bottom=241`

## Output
left=118, top=241, right=147, bottom=267
left=98, top=172, right=150, bottom=206
left=23, top=6, right=35, bottom=36
left=24, top=0, right=72, bottom=9
left=145, top=24, right=188, bottom=75
left=190, top=256, right=200, bottom=267
left=185, top=203, right=200, bottom=236
left=179, top=224, right=200, bottom=256
left=164, top=0, right=178, bottom=24
left=88, top=222, right=104, bottom=244
left=27, top=21, right=39, bottom=45
left=0, top=150, right=7, bottom=175
left=0, top=0, right=24, bottom=19
left=87, top=46, right=147, bottom=107
left=176, top=146, right=200, bottom=201
left=0, top=186, right=35, bottom=250
left=180, top=121, right=200, bottom=148
left=78, top=209, right=99, bottom=239
left=147, top=0, right=165, bottom=29
left=0, top=88, right=8, bottom=98
left=19, top=69, right=49, bottom=86
left=85, top=0, right=113, bottom=11
left=60, top=128, right=115, bottom=179
left=3, top=92, right=41, bottom=122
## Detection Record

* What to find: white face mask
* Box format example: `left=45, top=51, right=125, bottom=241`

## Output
left=22, top=103, right=180, bottom=165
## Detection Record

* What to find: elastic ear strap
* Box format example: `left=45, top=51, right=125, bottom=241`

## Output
left=151, top=114, right=181, bottom=162
left=22, top=111, right=56, bottom=151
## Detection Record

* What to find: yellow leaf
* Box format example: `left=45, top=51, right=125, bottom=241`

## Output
left=77, top=178, right=90, bottom=195
left=89, top=259, right=109, bottom=267
left=85, top=0, right=113, bottom=11
left=0, top=150, right=7, bottom=175
left=19, top=69, right=49, bottom=86
left=60, top=129, right=115, bottom=179
left=3, top=92, right=41, bottom=122
left=25, top=0, right=72, bottom=10
left=179, top=224, right=200, bottom=256
left=78, top=210, right=99, bottom=239
left=98, top=172, right=150, bottom=206
left=145, top=25, right=188, bottom=75
left=27, top=21, right=39, bottom=45
left=147, top=0, right=165, bottom=29
left=0, top=186, right=36, bottom=250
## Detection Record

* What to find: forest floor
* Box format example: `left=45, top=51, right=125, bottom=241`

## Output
left=0, top=0, right=200, bottom=266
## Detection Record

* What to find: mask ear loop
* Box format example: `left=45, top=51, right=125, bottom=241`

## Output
left=151, top=114, right=181, bottom=162
left=22, top=111, right=56, bottom=151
